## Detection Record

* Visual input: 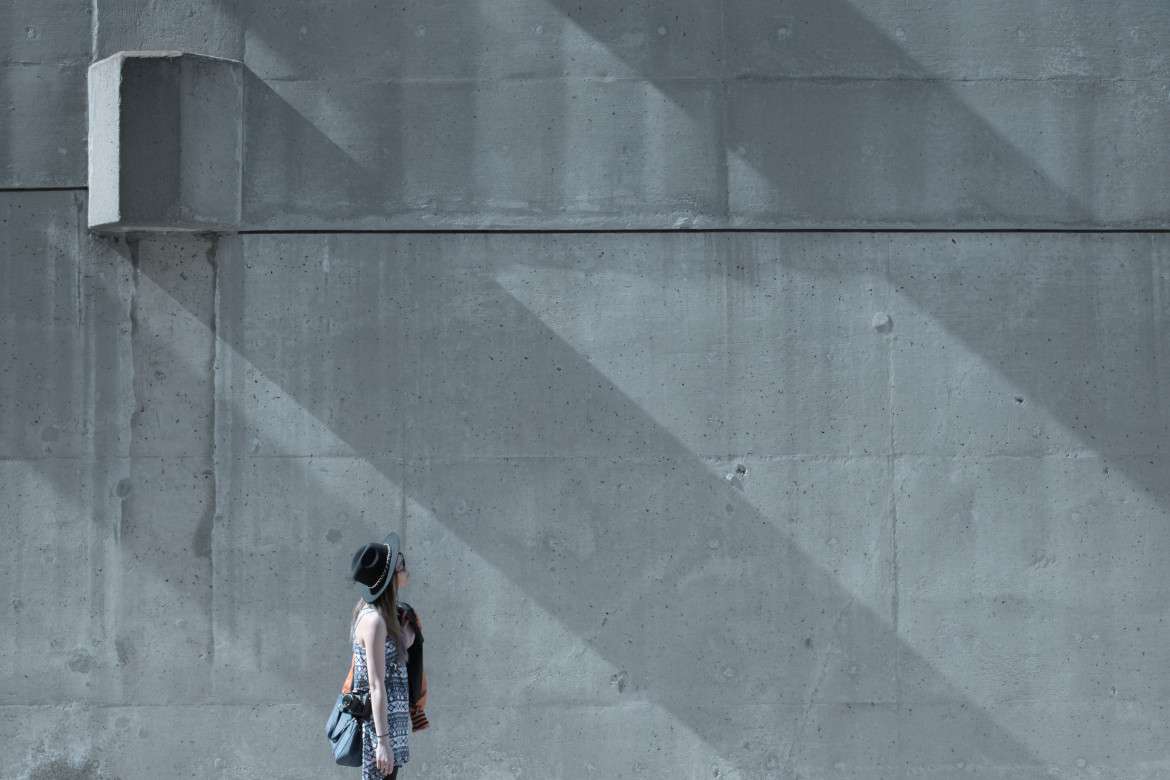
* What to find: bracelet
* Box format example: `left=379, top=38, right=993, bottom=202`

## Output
left=375, top=733, right=390, bottom=739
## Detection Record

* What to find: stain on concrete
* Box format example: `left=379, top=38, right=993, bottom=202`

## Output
left=115, top=478, right=132, bottom=499
left=67, top=649, right=93, bottom=673
left=115, top=636, right=132, bottom=666
left=25, top=753, right=104, bottom=780
left=192, top=510, right=214, bottom=559
left=41, top=425, right=60, bottom=442
left=326, top=528, right=342, bottom=543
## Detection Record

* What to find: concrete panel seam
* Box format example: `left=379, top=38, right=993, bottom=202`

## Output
left=786, top=595, right=856, bottom=772
left=234, top=228, right=1170, bottom=235
left=0, top=187, right=88, bottom=193
left=248, top=74, right=1164, bottom=85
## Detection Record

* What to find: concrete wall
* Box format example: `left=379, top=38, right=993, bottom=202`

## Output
left=2, top=2, right=1169, bottom=779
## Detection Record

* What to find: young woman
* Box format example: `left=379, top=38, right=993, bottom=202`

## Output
left=350, top=533, right=428, bottom=780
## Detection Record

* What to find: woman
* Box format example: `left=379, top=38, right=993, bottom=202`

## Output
left=350, top=533, right=428, bottom=779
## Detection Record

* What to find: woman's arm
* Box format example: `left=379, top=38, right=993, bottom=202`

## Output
left=358, top=613, right=395, bottom=774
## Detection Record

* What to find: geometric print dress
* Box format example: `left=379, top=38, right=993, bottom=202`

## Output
left=353, top=609, right=410, bottom=779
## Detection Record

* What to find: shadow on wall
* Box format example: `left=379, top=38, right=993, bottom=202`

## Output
left=548, top=0, right=1092, bottom=225
left=10, top=211, right=1162, bottom=774
left=124, top=232, right=1054, bottom=776
left=226, top=0, right=1164, bottom=499
left=233, top=0, right=1094, bottom=227
left=544, top=0, right=1167, bottom=502
left=242, top=68, right=401, bottom=226
left=11, top=2, right=1160, bottom=775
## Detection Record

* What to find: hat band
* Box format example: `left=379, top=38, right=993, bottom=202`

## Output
left=368, top=543, right=392, bottom=593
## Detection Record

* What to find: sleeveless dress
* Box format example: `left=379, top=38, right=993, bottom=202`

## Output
left=353, top=609, right=411, bottom=779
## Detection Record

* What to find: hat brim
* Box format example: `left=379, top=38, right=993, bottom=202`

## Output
left=361, top=532, right=400, bottom=603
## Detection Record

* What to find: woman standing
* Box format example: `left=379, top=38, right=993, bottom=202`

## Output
left=350, top=533, right=428, bottom=779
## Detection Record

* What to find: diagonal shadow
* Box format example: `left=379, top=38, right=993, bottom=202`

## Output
left=241, top=68, right=400, bottom=227
left=230, top=0, right=1165, bottom=520
left=547, top=2, right=1170, bottom=502
left=231, top=0, right=1099, bottom=228
left=0, top=197, right=224, bottom=711
left=34, top=3, right=1160, bottom=776
left=549, top=0, right=1092, bottom=226
left=7, top=201, right=1148, bottom=775
left=0, top=197, right=429, bottom=778
left=154, top=231, right=1060, bottom=777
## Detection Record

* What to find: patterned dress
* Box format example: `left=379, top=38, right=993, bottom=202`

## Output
left=353, top=609, right=411, bottom=779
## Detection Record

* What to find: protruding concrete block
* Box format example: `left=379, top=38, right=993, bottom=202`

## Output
left=88, top=51, right=242, bottom=234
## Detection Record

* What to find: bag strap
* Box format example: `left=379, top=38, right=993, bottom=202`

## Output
left=343, top=608, right=378, bottom=694
left=342, top=654, right=356, bottom=694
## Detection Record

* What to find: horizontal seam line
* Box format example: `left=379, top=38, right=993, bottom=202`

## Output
left=0, top=186, right=86, bottom=193
left=253, top=74, right=1166, bottom=85
left=238, top=228, right=1170, bottom=235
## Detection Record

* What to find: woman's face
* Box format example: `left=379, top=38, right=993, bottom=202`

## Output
left=394, top=553, right=410, bottom=588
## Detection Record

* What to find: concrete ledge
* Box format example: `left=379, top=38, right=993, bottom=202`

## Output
left=88, top=51, right=242, bottom=234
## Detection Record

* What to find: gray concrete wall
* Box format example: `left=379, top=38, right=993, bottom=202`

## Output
left=2, top=2, right=1169, bottom=779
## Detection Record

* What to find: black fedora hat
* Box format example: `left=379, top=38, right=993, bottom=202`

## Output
left=351, top=532, right=400, bottom=603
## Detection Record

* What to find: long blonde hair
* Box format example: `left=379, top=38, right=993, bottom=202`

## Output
left=352, top=573, right=406, bottom=666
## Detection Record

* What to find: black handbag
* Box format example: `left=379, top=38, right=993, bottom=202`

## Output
left=325, top=692, right=363, bottom=766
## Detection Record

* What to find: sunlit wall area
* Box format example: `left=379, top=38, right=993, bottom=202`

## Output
left=3, top=1, right=1169, bottom=778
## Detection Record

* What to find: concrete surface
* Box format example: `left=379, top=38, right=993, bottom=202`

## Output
left=3, top=1, right=1170, bottom=778
left=0, top=0, right=90, bottom=187
left=88, top=52, right=243, bottom=233
left=5, top=190, right=1170, bottom=777
left=12, top=1, right=1168, bottom=226
left=232, top=0, right=1170, bottom=229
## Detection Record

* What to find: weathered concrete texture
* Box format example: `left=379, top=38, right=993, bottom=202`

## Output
left=88, top=52, right=243, bottom=233
left=891, top=234, right=1167, bottom=458
left=0, top=1, right=91, bottom=187
left=209, top=456, right=408, bottom=698
left=241, top=0, right=1169, bottom=82
left=207, top=230, right=1168, bottom=776
left=722, top=0, right=1170, bottom=81
left=2, top=195, right=216, bottom=712
left=93, top=0, right=244, bottom=62
left=4, top=2, right=1170, bottom=778
left=0, top=193, right=129, bottom=460
left=229, top=0, right=1170, bottom=229
left=727, top=78, right=1170, bottom=227
left=1, top=703, right=327, bottom=778
left=241, top=76, right=726, bottom=229
left=239, top=74, right=1170, bottom=230
left=0, top=64, right=88, bottom=188
left=5, top=193, right=1170, bottom=776
left=1, top=192, right=130, bottom=716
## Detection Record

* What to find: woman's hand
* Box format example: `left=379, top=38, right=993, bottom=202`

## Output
left=376, top=736, right=394, bottom=774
